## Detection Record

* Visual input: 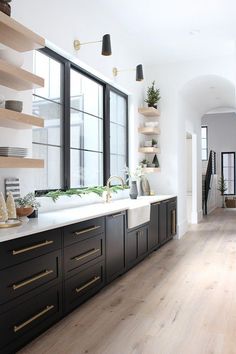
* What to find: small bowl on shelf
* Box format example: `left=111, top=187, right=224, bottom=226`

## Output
left=0, top=49, right=24, bottom=67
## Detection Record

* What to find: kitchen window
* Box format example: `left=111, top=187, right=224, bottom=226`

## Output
left=221, top=152, right=235, bottom=195
left=33, top=48, right=128, bottom=193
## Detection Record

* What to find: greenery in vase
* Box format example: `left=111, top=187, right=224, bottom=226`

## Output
left=15, top=193, right=41, bottom=209
left=124, top=165, right=144, bottom=183
left=144, top=81, right=161, bottom=107
left=46, top=185, right=129, bottom=202
left=217, top=176, right=227, bottom=208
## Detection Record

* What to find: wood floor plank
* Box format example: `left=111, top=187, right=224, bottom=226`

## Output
left=18, top=208, right=236, bottom=354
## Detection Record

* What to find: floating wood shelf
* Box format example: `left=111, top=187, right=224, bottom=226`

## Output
left=0, top=156, right=44, bottom=168
left=142, top=167, right=161, bottom=173
left=139, top=147, right=160, bottom=154
left=0, top=12, right=45, bottom=52
left=0, top=59, right=44, bottom=91
left=138, top=107, right=160, bottom=117
left=0, top=108, right=44, bottom=129
left=138, top=127, right=160, bottom=135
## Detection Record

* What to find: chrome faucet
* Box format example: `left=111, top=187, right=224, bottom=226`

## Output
left=105, top=175, right=125, bottom=203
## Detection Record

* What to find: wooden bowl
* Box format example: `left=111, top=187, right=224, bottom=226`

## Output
left=16, top=207, right=34, bottom=218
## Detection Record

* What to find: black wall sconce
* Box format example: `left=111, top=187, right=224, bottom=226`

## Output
left=112, top=64, right=144, bottom=81
left=73, top=34, right=112, bottom=56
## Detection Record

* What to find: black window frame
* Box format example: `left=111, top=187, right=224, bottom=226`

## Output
left=201, top=125, right=208, bottom=161
left=221, top=152, right=236, bottom=196
left=34, top=47, right=128, bottom=195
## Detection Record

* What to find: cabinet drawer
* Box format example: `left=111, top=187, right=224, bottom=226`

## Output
left=64, top=234, right=104, bottom=278
left=0, top=228, right=62, bottom=270
left=64, top=261, right=104, bottom=313
left=64, top=217, right=105, bottom=246
left=0, top=285, right=62, bottom=353
left=0, top=250, right=61, bottom=305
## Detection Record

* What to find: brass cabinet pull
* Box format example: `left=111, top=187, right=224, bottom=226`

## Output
left=74, top=248, right=100, bottom=262
left=12, top=269, right=54, bottom=290
left=12, top=240, right=54, bottom=256
left=111, top=213, right=123, bottom=218
left=75, top=276, right=100, bottom=294
left=74, top=225, right=101, bottom=236
left=13, top=305, right=54, bottom=333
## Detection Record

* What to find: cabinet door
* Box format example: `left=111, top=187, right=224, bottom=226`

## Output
left=126, top=229, right=138, bottom=268
left=149, top=202, right=159, bottom=251
left=167, top=199, right=177, bottom=239
left=106, top=212, right=126, bottom=283
left=137, top=226, right=148, bottom=257
left=159, top=201, right=168, bottom=244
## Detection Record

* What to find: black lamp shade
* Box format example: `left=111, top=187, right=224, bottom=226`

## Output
left=102, top=34, right=112, bottom=56
left=136, top=64, right=144, bottom=81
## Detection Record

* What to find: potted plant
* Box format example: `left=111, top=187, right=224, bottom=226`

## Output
left=152, top=139, right=157, bottom=147
left=217, top=176, right=227, bottom=208
left=15, top=193, right=40, bottom=218
left=144, top=81, right=161, bottom=109
left=140, top=159, right=149, bottom=168
left=0, top=0, right=12, bottom=16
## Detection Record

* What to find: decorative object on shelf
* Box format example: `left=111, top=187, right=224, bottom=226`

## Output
left=5, top=177, right=20, bottom=199
left=129, top=180, right=138, bottom=199
left=144, top=121, right=159, bottom=127
left=112, top=64, right=144, bottom=82
left=144, top=81, right=161, bottom=108
left=6, top=191, right=16, bottom=218
left=15, top=192, right=40, bottom=218
left=217, top=176, right=227, bottom=208
left=0, top=48, right=24, bottom=67
left=0, top=147, right=28, bottom=157
left=140, top=159, right=149, bottom=168
left=5, top=100, right=23, bottom=112
left=152, top=154, right=160, bottom=167
left=152, top=138, right=157, bottom=147
left=74, top=34, right=112, bottom=56
left=144, top=140, right=152, bottom=147
left=140, top=176, right=150, bottom=196
left=0, top=0, right=11, bottom=16
left=0, top=191, right=8, bottom=222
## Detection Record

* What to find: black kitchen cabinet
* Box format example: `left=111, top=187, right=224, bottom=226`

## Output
left=149, top=202, right=160, bottom=251
left=126, top=224, right=149, bottom=270
left=158, top=198, right=177, bottom=246
left=105, top=212, right=126, bottom=283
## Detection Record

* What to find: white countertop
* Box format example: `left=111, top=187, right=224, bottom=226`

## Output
left=0, top=195, right=175, bottom=243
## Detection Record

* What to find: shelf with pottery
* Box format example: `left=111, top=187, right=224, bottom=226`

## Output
left=0, top=156, right=44, bottom=168
left=142, top=167, right=161, bottom=173
left=0, top=58, right=44, bottom=91
left=0, top=108, right=44, bottom=129
left=138, top=127, right=160, bottom=135
left=0, top=12, right=45, bottom=52
left=139, top=147, right=160, bottom=154
left=138, top=107, right=160, bottom=117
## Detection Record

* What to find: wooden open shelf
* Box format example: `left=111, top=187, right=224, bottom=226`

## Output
left=0, top=108, right=44, bottom=129
left=0, top=59, right=44, bottom=91
left=142, top=167, right=161, bottom=173
left=0, top=12, right=45, bottom=52
left=138, top=107, right=160, bottom=117
left=0, top=156, right=44, bottom=168
left=139, top=147, right=160, bottom=154
left=138, top=127, right=160, bottom=135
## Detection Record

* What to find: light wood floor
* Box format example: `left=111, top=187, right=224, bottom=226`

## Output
left=19, top=208, right=236, bottom=354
